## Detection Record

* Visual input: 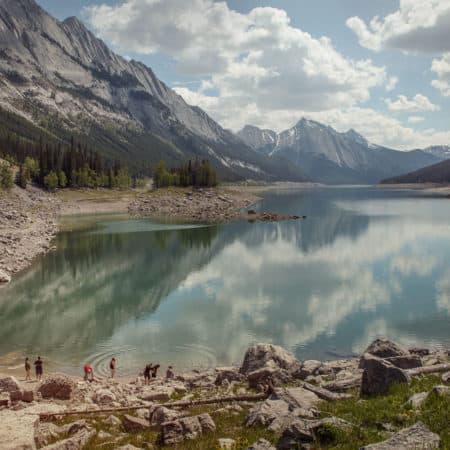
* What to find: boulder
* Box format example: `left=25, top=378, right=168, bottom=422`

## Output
left=273, top=387, right=321, bottom=410
left=0, top=269, right=11, bottom=283
left=360, top=353, right=410, bottom=396
left=66, top=420, right=90, bottom=435
left=159, top=413, right=216, bottom=446
left=150, top=406, right=182, bottom=426
left=105, top=415, right=121, bottom=426
left=93, top=388, right=117, bottom=405
left=442, top=371, right=450, bottom=383
left=41, top=428, right=96, bottom=450
left=293, top=360, right=322, bottom=380
left=34, top=422, right=65, bottom=448
left=309, top=417, right=353, bottom=441
left=246, top=399, right=290, bottom=427
left=22, top=390, right=34, bottom=403
left=409, top=347, right=430, bottom=357
left=38, top=374, right=75, bottom=400
left=409, top=392, right=428, bottom=408
left=215, top=368, right=245, bottom=385
left=140, top=386, right=174, bottom=401
left=9, top=390, right=23, bottom=402
left=246, top=438, right=276, bottom=450
left=361, top=422, right=440, bottom=449
left=0, top=376, right=21, bottom=393
left=122, top=414, right=150, bottom=432
left=247, top=362, right=292, bottom=389
left=385, top=355, right=422, bottom=369
left=0, top=393, right=10, bottom=407
left=240, top=343, right=300, bottom=375
left=363, top=338, right=410, bottom=359
left=277, top=419, right=314, bottom=449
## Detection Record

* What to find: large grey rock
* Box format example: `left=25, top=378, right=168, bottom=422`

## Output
left=277, top=419, right=314, bottom=449
left=247, top=438, right=276, bottom=449
left=215, top=368, right=245, bottom=385
left=0, top=269, right=11, bottom=283
left=40, top=428, right=96, bottom=450
left=247, top=362, right=292, bottom=389
left=363, top=338, right=410, bottom=359
left=360, top=353, right=410, bottom=396
left=93, top=388, right=117, bottom=405
left=273, top=387, right=321, bottom=410
left=139, top=386, right=174, bottom=401
left=441, top=371, right=450, bottom=383
left=159, top=413, right=216, bottom=446
left=293, top=360, right=322, bottom=380
left=38, top=374, right=75, bottom=400
left=360, top=422, right=440, bottom=449
left=408, top=392, right=429, bottom=408
left=246, top=399, right=290, bottom=427
left=150, top=406, right=182, bottom=427
left=240, top=343, right=300, bottom=375
left=385, top=355, right=422, bottom=369
left=35, top=422, right=66, bottom=448
left=122, top=414, right=150, bottom=432
left=0, top=376, right=21, bottom=393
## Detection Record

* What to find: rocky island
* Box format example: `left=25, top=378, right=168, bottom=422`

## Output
left=0, top=338, right=448, bottom=449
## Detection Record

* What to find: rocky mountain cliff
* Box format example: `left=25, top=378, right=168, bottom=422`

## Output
left=0, top=0, right=304, bottom=181
left=238, top=119, right=444, bottom=184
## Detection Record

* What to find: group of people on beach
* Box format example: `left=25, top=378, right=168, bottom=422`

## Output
left=26, top=355, right=175, bottom=383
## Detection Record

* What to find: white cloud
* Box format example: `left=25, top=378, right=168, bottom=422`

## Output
left=346, top=0, right=450, bottom=53
left=431, top=53, right=450, bottom=96
left=386, top=76, right=399, bottom=92
left=408, top=116, right=425, bottom=123
left=385, top=94, right=440, bottom=112
left=86, top=0, right=388, bottom=113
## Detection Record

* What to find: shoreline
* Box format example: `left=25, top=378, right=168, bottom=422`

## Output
left=0, top=339, right=448, bottom=449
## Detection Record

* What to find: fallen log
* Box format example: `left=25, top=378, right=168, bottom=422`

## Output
left=303, top=382, right=352, bottom=401
left=322, top=376, right=362, bottom=392
left=406, top=363, right=450, bottom=377
left=39, top=393, right=268, bottom=420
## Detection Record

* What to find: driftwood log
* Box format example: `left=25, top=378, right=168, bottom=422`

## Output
left=39, top=393, right=268, bottom=420
left=303, top=382, right=352, bottom=400
left=406, top=363, right=450, bottom=377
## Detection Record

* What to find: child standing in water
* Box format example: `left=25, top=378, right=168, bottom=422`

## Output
left=110, top=358, right=116, bottom=378
left=25, top=357, right=31, bottom=381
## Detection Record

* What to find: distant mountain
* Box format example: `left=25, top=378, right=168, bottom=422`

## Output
left=0, top=0, right=305, bottom=181
left=381, top=158, right=450, bottom=184
left=421, top=146, right=450, bottom=160
left=237, top=119, right=443, bottom=184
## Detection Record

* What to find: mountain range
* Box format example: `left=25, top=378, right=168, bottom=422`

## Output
left=238, top=120, right=448, bottom=184
left=0, top=0, right=448, bottom=184
left=381, top=158, right=450, bottom=185
left=0, top=0, right=304, bottom=181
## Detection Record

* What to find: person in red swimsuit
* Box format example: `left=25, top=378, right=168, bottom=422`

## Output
left=84, top=364, right=94, bottom=382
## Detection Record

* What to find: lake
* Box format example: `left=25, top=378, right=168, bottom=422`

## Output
left=0, top=187, right=449, bottom=377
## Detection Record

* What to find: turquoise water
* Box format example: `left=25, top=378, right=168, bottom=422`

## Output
left=0, top=187, right=449, bottom=377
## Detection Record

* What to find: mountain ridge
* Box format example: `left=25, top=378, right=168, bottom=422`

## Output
left=0, top=0, right=305, bottom=181
left=237, top=119, right=445, bottom=184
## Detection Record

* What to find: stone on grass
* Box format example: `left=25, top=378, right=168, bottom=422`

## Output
left=273, top=387, right=321, bottom=410
left=441, top=371, right=450, bottom=383
left=246, top=438, right=276, bottom=450
left=432, top=385, right=450, bottom=397
left=158, top=413, right=215, bottom=446
left=215, top=368, right=245, bottom=385
left=409, top=392, right=429, bottom=408
left=218, top=437, right=236, bottom=449
left=360, top=353, right=410, bottom=396
left=240, top=343, right=300, bottom=375
left=360, top=422, right=440, bottom=449
left=122, top=414, right=150, bottom=432
left=293, top=360, right=322, bottom=380
left=246, top=399, right=290, bottom=427
left=41, top=428, right=96, bottom=450
left=38, top=374, right=75, bottom=400
left=277, top=419, right=314, bottom=449
left=363, top=338, right=410, bottom=359
left=0, top=376, right=20, bottom=393
left=94, top=388, right=117, bottom=405
left=105, top=415, right=121, bottom=426
left=140, top=386, right=174, bottom=401
left=150, top=406, right=182, bottom=426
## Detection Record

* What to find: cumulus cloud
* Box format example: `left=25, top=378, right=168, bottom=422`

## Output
left=86, top=0, right=388, bottom=113
left=408, top=116, right=425, bottom=123
left=385, top=94, right=440, bottom=112
left=431, top=53, right=450, bottom=96
left=346, top=0, right=450, bottom=53
left=386, top=76, right=399, bottom=92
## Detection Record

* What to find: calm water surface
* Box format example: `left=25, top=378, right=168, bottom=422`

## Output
left=1, top=187, right=449, bottom=376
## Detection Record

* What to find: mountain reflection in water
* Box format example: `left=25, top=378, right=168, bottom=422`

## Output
left=0, top=187, right=449, bottom=376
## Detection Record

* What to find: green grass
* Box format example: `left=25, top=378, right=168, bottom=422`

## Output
left=45, top=374, right=449, bottom=450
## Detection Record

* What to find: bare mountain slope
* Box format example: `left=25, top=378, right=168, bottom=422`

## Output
left=0, top=0, right=305, bottom=181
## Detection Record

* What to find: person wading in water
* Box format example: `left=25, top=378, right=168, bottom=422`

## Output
left=110, top=358, right=116, bottom=378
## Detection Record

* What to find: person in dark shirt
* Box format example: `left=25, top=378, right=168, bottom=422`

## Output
left=34, top=356, right=43, bottom=381
left=110, top=358, right=116, bottom=379
left=151, top=364, right=160, bottom=379
left=166, top=366, right=174, bottom=380
left=143, top=364, right=152, bottom=385
left=25, top=357, right=31, bottom=381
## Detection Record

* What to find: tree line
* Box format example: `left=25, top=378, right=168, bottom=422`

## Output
left=153, top=159, right=217, bottom=189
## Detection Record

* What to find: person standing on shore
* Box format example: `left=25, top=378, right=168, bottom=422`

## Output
left=143, top=363, right=152, bottom=385
left=25, top=357, right=31, bottom=381
left=34, top=356, right=43, bottom=381
left=110, top=358, right=116, bottom=379
left=166, top=366, right=174, bottom=380
left=84, top=364, right=94, bottom=382
left=151, top=364, right=160, bottom=379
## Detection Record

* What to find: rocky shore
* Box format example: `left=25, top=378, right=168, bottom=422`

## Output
left=128, top=188, right=261, bottom=223
left=0, top=184, right=60, bottom=285
left=0, top=339, right=448, bottom=449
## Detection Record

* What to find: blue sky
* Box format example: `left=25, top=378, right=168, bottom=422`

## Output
left=36, top=0, right=450, bottom=149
